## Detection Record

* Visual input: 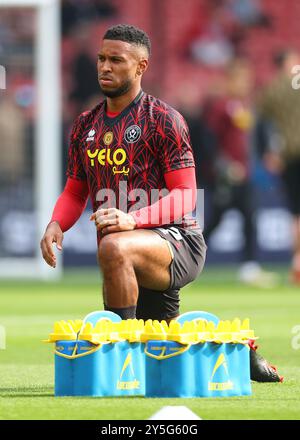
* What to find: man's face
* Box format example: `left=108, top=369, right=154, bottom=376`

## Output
left=97, top=39, right=148, bottom=98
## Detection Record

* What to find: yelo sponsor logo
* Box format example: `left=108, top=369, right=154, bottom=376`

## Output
left=208, top=353, right=234, bottom=391
left=87, top=148, right=126, bottom=166
left=117, top=353, right=140, bottom=390
left=87, top=147, right=129, bottom=175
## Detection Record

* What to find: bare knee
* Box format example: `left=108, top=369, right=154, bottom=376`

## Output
left=98, top=235, right=128, bottom=270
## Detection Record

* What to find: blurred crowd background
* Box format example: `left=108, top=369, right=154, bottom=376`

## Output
left=1, top=0, right=300, bottom=280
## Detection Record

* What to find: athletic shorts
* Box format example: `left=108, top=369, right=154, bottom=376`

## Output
left=282, top=158, right=300, bottom=215
left=136, top=226, right=207, bottom=321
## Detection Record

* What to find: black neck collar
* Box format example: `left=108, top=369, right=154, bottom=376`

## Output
left=103, top=89, right=144, bottom=125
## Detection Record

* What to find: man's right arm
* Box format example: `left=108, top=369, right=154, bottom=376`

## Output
left=40, top=177, right=89, bottom=268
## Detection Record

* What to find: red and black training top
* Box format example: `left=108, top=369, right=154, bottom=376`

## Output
left=66, top=90, right=199, bottom=232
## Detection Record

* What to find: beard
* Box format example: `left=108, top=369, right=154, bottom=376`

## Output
left=99, top=78, right=132, bottom=98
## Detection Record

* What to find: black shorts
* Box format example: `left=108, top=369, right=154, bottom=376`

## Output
left=282, top=159, right=300, bottom=215
left=136, top=226, right=207, bottom=321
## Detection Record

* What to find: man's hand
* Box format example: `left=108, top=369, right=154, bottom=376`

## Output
left=90, top=208, right=137, bottom=235
left=40, top=221, right=63, bottom=268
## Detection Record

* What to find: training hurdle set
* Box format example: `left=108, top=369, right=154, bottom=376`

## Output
left=44, top=311, right=255, bottom=398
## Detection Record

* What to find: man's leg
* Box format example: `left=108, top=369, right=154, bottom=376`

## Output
left=203, top=180, right=237, bottom=245
left=234, top=183, right=255, bottom=262
left=136, top=286, right=180, bottom=323
left=203, top=196, right=226, bottom=244
left=98, top=229, right=173, bottom=318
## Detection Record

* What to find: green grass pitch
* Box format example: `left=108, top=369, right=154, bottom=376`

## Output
left=0, top=266, right=300, bottom=420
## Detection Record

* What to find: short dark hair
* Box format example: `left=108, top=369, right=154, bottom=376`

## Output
left=103, top=24, right=151, bottom=56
